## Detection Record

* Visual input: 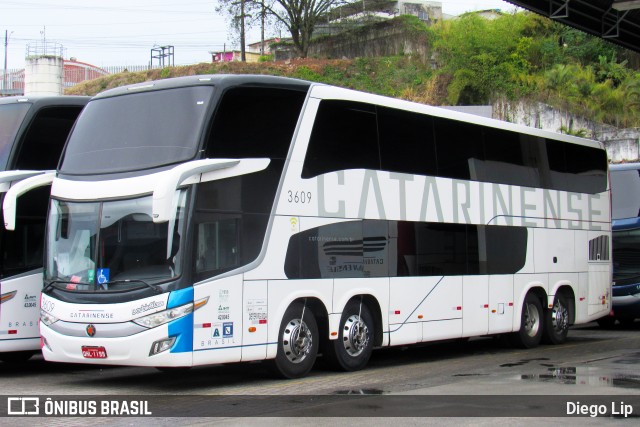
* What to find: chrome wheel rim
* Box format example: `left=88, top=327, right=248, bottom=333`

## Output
left=551, top=299, right=569, bottom=333
left=282, top=319, right=312, bottom=364
left=342, top=314, right=370, bottom=357
left=524, top=302, right=541, bottom=338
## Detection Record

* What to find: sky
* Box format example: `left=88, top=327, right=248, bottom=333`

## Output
left=1, top=1, right=519, bottom=70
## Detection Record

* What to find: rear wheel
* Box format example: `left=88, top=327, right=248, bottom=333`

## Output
left=272, top=301, right=319, bottom=379
left=325, top=300, right=374, bottom=372
left=543, top=294, right=570, bottom=344
left=510, top=293, right=543, bottom=348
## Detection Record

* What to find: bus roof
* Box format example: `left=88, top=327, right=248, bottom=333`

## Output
left=0, top=95, right=90, bottom=108
left=92, top=74, right=313, bottom=100
left=90, top=74, right=603, bottom=151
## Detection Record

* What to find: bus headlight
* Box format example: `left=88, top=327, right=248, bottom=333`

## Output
left=41, top=310, right=59, bottom=326
left=133, top=303, right=193, bottom=328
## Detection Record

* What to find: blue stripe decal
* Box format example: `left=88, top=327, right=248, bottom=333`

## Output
left=194, top=342, right=276, bottom=352
left=613, top=217, right=640, bottom=231
left=167, top=287, right=193, bottom=309
left=168, top=312, right=193, bottom=353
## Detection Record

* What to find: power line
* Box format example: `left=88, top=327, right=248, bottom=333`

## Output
left=2, top=1, right=215, bottom=15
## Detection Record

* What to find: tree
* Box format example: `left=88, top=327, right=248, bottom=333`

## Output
left=261, top=0, right=344, bottom=58
left=216, top=0, right=265, bottom=61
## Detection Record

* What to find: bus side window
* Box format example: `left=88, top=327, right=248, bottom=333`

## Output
left=195, top=218, right=240, bottom=275
left=302, top=100, right=379, bottom=178
left=378, top=107, right=437, bottom=177
left=13, top=106, right=83, bottom=170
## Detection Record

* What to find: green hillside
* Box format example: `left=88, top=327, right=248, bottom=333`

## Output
left=66, top=13, right=640, bottom=128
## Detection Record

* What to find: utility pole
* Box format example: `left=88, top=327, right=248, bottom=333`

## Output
left=3, top=30, right=9, bottom=96
left=261, top=0, right=266, bottom=56
left=240, top=0, right=246, bottom=62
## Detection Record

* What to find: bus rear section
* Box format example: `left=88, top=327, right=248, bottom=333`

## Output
left=34, top=76, right=611, bottom=378
left=0, top=96, right=88, bottom=362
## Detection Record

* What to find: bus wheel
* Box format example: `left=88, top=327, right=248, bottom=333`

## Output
left=273, top=301, right=318, bottom=379
left=0, top=351, right=35, bottom=363
left=326, top=300, right=374, bottom=372
left=543, top=294, right=570, bottom=345
left=510, top=293, right=543, bottom=349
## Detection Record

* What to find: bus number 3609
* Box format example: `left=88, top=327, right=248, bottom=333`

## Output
left=287, top=190, right=312, bottom=204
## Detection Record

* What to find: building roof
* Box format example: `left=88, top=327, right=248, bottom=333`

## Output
left=506, top=0, right=640, bottom=53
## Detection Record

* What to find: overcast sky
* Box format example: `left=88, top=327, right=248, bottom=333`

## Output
left=1, top=1, right=518, bottom=69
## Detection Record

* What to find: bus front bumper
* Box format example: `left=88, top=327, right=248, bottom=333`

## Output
left=40, top=322, right=193, bottom=367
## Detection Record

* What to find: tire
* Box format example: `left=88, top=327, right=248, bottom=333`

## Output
left=325, top=300, right=374, bottom=372
left=542, top=294, right=570, bottom=345
left=510, top=293, right=543, bottom=349
left=0, top=351, right=35, bottom=363
left=272, top=301, right=319, bottom=379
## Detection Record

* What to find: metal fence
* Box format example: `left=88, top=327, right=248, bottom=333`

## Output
left=1, top=64, right=155, bottom=96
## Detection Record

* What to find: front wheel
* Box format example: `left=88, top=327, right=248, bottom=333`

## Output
left=543, top=294, right=570, bottom=345
left=325, top=300, right=374, bottom=372
left=272, top=301, right=319, bottom=379
left=510, top=293, right=543, bottom=349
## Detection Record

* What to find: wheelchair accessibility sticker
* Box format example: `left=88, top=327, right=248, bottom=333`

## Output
left=97, top=268, right=110, bottom=289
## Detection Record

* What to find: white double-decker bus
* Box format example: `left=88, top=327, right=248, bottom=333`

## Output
left=24, top=75, right=611, bottom=378
left=0, top=95, right=88, bottom=363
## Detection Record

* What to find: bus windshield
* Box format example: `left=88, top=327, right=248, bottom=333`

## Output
left=0, top=103, right=31, bottom=171
left=59, top=86, right=214, bottom=175
left=45, top=191, right=187, bottom=291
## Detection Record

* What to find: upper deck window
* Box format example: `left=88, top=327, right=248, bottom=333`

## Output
left=60, top=86, right=214, bottom=175
left=302, top=99, right=607, bottom=194
left=0, top=103, right=31, bottom=171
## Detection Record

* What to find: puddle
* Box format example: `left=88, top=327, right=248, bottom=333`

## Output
left=333, top=389, right=385, bottom=395
left=520, top=366, right=640, bottom=389
left=452, top=373, right=489, bottom=377
left=500, top=357, right=550, bottom=367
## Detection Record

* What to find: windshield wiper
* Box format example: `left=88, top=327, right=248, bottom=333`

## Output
left=100, top=279, right=162, bottom=293
left=43, top=279, right=95, bottom=293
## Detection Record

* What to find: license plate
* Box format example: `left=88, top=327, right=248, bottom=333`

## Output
left=81, top=346, right=107, bottom=359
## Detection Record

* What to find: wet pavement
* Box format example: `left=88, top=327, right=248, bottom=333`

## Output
left=1, top=321, right=639, bottom=425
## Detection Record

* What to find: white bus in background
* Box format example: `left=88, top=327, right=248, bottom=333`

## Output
left=0, top=96, right=88, bottom=363
left=20, top=75, right=611, bottom=378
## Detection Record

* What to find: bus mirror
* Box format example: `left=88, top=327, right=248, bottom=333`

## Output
left=0, top=170, right=49, bottom=194
left=3, top=171, right=56, bottom=231
left=152, top=158, right=270, bottom=223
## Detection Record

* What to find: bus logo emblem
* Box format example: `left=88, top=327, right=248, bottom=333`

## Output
left=86, top=324, right=96, bottom=337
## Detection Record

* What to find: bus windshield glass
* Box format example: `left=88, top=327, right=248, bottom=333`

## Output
left=0, top=103, right=31, bottom=171
left=59, top=86, right=214, bottom=175
left=45, top=191, right=187, bottom=291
